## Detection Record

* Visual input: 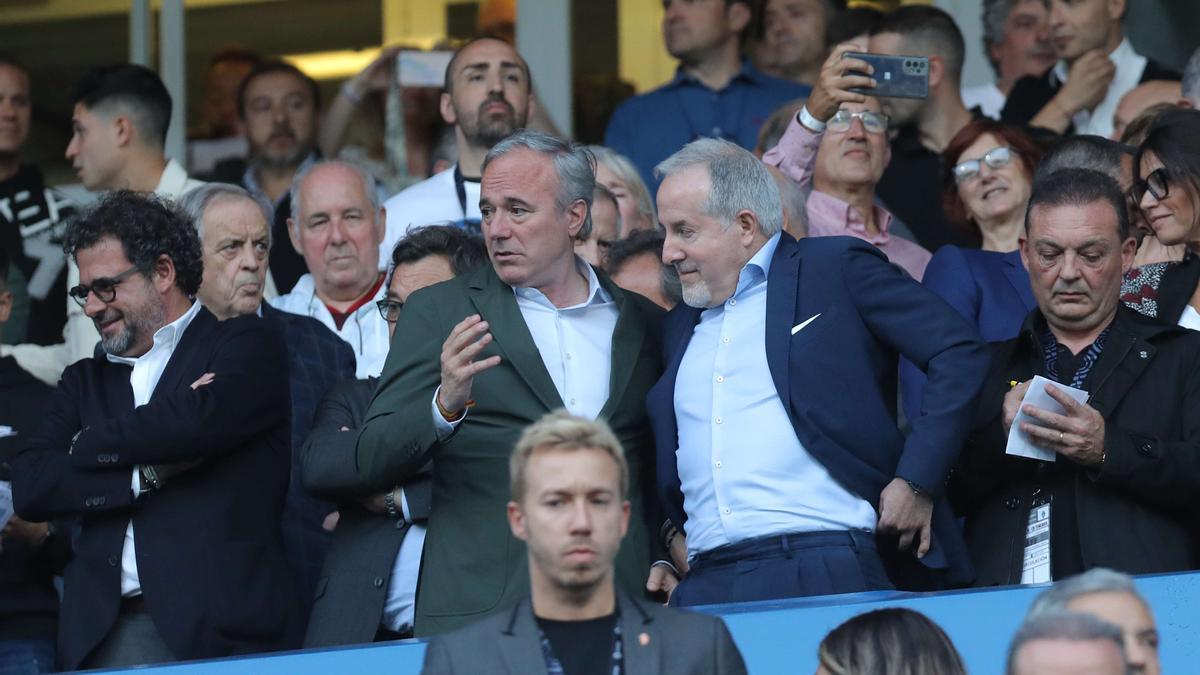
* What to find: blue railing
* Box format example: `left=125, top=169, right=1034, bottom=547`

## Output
left=92, top=571, right=1200, bottom=675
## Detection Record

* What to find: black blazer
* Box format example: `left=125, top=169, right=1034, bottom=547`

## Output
left=10, top=307, right=302, bottom=669
left=1001, top=58, right=1180, bottom=132
left=953, top=307, right=1200, bottom=586
left=301, top=377, right=432, bottom=647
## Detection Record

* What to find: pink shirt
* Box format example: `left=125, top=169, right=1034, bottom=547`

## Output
left=762, top=114, right=932, bottom=281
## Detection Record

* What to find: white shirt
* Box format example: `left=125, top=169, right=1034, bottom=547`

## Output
left=433, top=259, right=618, bottom=432
left=381, top=165, right=481, bottom=270
left=269, top=273, right=389, bottom=379
left=104, top=299, right=203, bottom=597
left=1052, top=38, right=1147, bottom=138
left=962, top=81, right=1006, bottom=120
left=1179, top=305, right=1200, bottom=331
left=674, top=234, right=876, bottom=558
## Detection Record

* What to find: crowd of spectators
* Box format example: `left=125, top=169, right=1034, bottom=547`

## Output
left=0, top=0, right=1198, bottom=672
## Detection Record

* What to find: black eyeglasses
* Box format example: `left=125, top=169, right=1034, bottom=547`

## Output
left=1132, top=167, right=1170, bottom=204
left=376, top=299, right=403, bottom=323
left=68, top=266, right=141, bottom=307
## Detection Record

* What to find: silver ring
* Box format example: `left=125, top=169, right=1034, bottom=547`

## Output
left=1058, top=431, right=1064, bottom=443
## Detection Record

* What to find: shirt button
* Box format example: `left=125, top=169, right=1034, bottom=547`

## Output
left=728, top=299, right=736, bottom=307
left=715, top=417, right=723, bottom=424
left=715, top=461, right=723, bottom=468
left=716, top=375, right=724, bottom=383
left=570, top=398, right=577, bottom=406
left=723, top=508, right=731, bottom=515
left=565, top=353, right=572, bottom=360
left=722, top=337, right=730, bottom=344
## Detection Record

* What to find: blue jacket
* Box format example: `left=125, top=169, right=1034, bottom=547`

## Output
left=646, top=235, right=988, bottom=584
left=900, top=247, right=1036, bottom=423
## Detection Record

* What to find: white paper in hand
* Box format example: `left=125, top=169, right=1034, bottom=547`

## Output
left=0, top=481, right=13, bottom=531
left=1005, top=375, right=1090, bottom=462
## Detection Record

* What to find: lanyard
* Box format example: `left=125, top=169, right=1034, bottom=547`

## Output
left=1042, top=327, right=1110, bottom=388
left=538, top=620, right=623, bottom=675
left=453, top=165, right=482, bottom=234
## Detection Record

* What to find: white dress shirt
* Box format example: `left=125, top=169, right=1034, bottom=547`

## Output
left=962, top=81, right=1006, bottom=120
left=674, top=234, right=876, bottom=558
left=269, top=273, right=389, bottom=379
left=433, top=258, right=618, bottom=436
left=104, top=299, right=202, bottom=597
left=1052, top=38, right=1147, bottom=138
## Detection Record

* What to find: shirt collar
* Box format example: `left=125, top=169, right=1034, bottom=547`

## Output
left=106, top=299, right=202, bottom=366
left=513, top=256, right=613, bottom=310
left=668, top=58, right=762, bottom=90
left=243, top=152, right=318, bottom=207
left=154, top=159, right=191, bottom=199
left=731, top=232, right=782, bottom=298
left=1053, top=37, right=1138, bottom=85
left=806, top=191, right=894, bottom=244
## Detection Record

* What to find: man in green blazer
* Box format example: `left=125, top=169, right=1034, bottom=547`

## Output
left=356, top=130, right=665, bottom=636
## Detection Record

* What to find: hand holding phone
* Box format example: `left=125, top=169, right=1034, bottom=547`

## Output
left=844, top=51, right=929, bottom=99
left=805, top=42, right=878, bottom=124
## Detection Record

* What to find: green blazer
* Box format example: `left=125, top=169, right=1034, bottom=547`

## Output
left=356, top=263, right=663, bottom=636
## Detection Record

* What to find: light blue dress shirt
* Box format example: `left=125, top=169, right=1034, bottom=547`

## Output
left=674, top=234, right=876, bottom=558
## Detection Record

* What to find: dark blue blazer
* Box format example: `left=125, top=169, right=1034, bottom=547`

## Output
left=646, top=235, right=989, bottom=584
left=260, top=303, right=356, bottom=613
left=901, top=247, right=1036, bottom=423
left=10, top=308, right=302, bottom=669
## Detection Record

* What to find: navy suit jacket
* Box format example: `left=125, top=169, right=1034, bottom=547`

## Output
left=646, top=235, right=989, bottom=584
left=10, top=308, right=301, bottom=669
left=260, top=303, right=356, bottom=613
left=901, top=247, right=1036, bottom=423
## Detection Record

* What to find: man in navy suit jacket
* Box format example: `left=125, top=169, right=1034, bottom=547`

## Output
left=10, top=192, right=301, bottom=670
left=647, top=139, right=988, bottom=606
left=181, top=183, right=357, bottom=618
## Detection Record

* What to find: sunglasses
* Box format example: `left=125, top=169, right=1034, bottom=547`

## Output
left=68, top=265, right=141, bottom=308
left=953, top=146, right=1013, bottom=184
left=376, top=299, right=403, bottom=324
left=828, top=109, right=890, bottom=134
left=1132, top=167, right=1170, bottom=204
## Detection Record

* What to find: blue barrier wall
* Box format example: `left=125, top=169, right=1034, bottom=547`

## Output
left=99, top=572, right=1199, bottom=674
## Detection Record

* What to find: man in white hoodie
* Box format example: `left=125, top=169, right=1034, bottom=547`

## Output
left=270, top=160, right=389, bottom=379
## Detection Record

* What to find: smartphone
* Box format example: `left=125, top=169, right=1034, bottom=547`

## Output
left=843, top=52, right=929, bottom=99
left=396, top=50, right=454, bottom=88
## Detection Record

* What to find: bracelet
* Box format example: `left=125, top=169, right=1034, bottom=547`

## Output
left=905, top=479, right=925, bottom=497
left=798, top=105, right=827, bottom=133
left=341, top=80, right=364, bottom=105
left=435, top=395, right=473, bottom=422
left=140, top=465, right=162, bottom=492
left=383, top=488, right=401, bottom=519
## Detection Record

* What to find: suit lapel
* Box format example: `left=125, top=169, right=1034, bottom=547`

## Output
left=618, top=592, right=659, bottom=673
left=467, top=267, right=563, bottom=411
left=600, top=276, right=644, bottom=418
left=498, top=599, right=550, bottom=675
left=154, top=305, right=213, bottom=397
left=1002, top=251, right=1037, bottom=312
left=765, top=236, right=800, bottom=406
left=1084, top=311, right=1156, bottom=418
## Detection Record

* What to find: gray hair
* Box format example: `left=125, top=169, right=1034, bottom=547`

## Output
left=587, top=145, right=658, bottom=224
left=483, top=130, right=595, bottom=238
left=654, top=137, right=784, bottom=237
left=178, top=182, right=273, bottom=247
left=1006, top=611, right=1129, bottom=675
left=1026, top=568, right=1144, bottom=619
left=289, top=159, right=381, bottom=225
left=981, top=0, right=1027, bottom=75
left=1183, top=46, right=1200, bottom=106
left=1035, top=135, right=1132, bottom=186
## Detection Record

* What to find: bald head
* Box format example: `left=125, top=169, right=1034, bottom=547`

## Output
left=1112, top=81, right=1180, bottom=141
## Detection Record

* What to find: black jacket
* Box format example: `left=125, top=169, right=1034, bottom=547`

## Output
left=1001, top=58, right=1180, bottom=133
left=301, top=377, right=432, bottom=647
left=0, top=356, right=65, bottom=642
left=953, top=307, right=1200, bottom=586
left=10, top=308, right=302, bottom=669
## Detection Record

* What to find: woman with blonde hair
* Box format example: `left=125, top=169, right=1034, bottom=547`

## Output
left=816, top=608, right=967, bottom=675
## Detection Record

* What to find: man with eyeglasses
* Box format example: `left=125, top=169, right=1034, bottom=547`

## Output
left=9, top=191, right=301, bottom=670
left=764, top=42, right=933, bottom=280
left=179, top=183, right=356, bottom=620
left=952, top=167, right=1200, bottom=587
left=301, top=225, right=484, bottom=646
